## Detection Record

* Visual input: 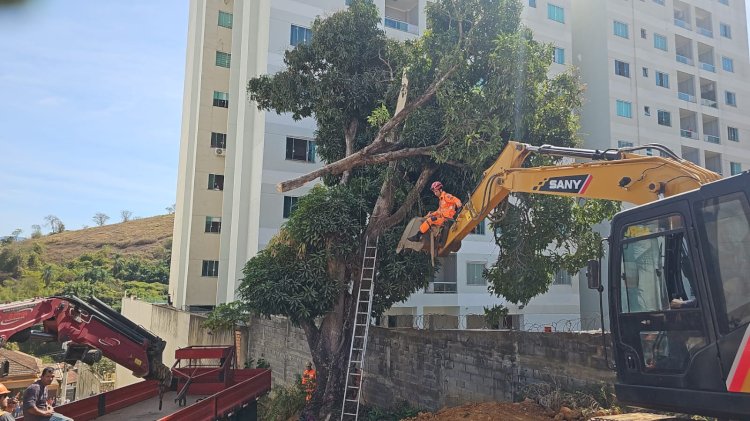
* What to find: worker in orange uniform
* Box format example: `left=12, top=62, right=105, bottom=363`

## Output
left=301, top=361, right=316, bottom=402
left=408, top=181, right=462, bottom=242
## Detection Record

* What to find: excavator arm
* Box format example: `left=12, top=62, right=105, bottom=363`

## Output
left=399, top=141, right=720, bottom=256
left=0, top=296, right=170, bottom=385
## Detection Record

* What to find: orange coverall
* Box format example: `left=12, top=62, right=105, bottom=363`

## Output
left=418, top=191, right=462, bottom=234
left=302, top=368, right=316, bottom=401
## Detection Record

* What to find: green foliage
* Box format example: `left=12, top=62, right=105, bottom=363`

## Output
left=361, top=401, right=422, bottom=421
left=483, top=304, right=509, bottom=329
left=202, top=301, right=249, bottom=332
left=258, top=382, right=307, bottom=421
left=89, top=357, right=116, bottom=378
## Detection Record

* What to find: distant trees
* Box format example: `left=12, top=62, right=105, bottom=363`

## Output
left=44, top=215, right=65, bottom=234
left=30, top=225, right=42, bottom=239
left=120, top=210, right=133, bottom=222
left=92, top=213, right=110, bottom=226
left=165, top=204, right=176, bottom=214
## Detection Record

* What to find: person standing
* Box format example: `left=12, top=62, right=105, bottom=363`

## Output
left=0, top=383, right=18, bottom=421
left=301, top=362, right=316, bottom=402
left=407, top=181, right=462, bottom=242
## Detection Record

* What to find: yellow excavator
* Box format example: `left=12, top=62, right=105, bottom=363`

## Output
left=399, top=140, right=750, bottom=418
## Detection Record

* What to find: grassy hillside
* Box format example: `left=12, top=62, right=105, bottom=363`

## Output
left=31, top=214, right=174, bottom=262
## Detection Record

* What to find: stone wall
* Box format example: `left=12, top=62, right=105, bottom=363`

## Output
left=243, top=315, right=615, bottom=411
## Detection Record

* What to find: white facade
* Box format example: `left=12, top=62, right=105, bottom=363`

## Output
left=170, top=0, right=750, bottom=329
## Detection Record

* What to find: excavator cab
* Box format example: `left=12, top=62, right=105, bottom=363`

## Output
left=607, top=171, right=750, bottom=418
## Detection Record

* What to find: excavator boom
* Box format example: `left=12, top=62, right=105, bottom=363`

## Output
left=437, top=141, right=719, bottom=255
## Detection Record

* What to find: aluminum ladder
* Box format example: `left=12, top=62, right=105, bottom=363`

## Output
left=340, top=236, right=379, bottom=421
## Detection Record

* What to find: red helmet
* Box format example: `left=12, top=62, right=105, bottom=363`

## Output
left=430, top=181, right=443, bottom=191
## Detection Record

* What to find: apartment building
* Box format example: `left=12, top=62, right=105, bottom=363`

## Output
left=169, top=0, right=749, bottom=329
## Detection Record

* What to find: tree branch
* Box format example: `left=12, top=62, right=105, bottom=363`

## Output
left=373, top=166, right=436, bottom=233
left=340, top=119, right=358, bottom=185
left=277, top=64, right=460, bottom=192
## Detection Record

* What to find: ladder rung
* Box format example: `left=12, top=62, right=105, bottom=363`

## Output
left=345, top=399, right=359, bottom=402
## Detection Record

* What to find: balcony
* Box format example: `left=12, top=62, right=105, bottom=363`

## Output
left=700, top=62, right=716, bottom=72
left=676, top=55, right=693, bottom=65
left=701, top=98, right=717, bottom=108
left=704, top=134, right=720, bottom=144
left=384, top=17, right=416, bottom=33
left=697, top=27, right=713, bottom=38
left=681, top=129, right=698, bottom=139
left=674, top=18, right=692, bottom=30
left=678, top=92, right=696, bottom=102
left=384, top=0, right=419, bottom=35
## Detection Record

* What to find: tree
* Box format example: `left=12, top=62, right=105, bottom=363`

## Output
left=243, top=1, right=615, bottom=417
left=44, top=215, right=65, bottom=234
left=92, top=213, right=110, bottom=226
left=166, top=204, right=176, bottom=214
left=30, top=224, right=42, bottom=239
left=120, top=210, right=133, bottom=222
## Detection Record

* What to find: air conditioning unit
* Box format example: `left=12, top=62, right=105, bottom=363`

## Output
left=214, top=148, right=225, bottom=156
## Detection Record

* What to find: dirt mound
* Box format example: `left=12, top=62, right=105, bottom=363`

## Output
left=401, top=400, right=554, bottom=421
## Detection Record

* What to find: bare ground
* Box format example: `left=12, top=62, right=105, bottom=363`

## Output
left=401, top=400, right=556, bottom=421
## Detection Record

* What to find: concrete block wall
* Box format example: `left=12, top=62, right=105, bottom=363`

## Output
left=242, top=315, right=615, bottom=411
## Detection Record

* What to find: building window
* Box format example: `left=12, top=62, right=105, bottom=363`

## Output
left=215, top=51, right=231, bottom=68
left=653, top=34, right=667, bottom=51
left=290, top=25, right=312, bottom=46
left=218, top=11, right=233, bottom=28
left=547, top=4, right=564, bottom=23
left=657, top=110, right=671, bottom=126
left=283, top=196, right=299, bottom=218
left=614, top=60, right=630, bottom=77
left=466, top=262, right=486, bottom=286
left=725, top=91, right=737, bottom=107
left=641, top=28, right=647, bottom=39
left=553, top=47, right=565, bottom=64
left=471, top=220, right=486, bottom=235
left=718, top=0, right=728, bottom=5
left=614, top=21, right=629, bottom=38
left=618, top=140, right=634, bottom=148
left=553, top=270, right=572, bottom=285
left=720, top=23, right=731, bottom=39
left=644, top=106, right=651, bottom=116
left=730, top=162, right=742, bottom=175
left=201, top=260, right=219, bottom=277
left=205, top=216, right=221, bottom=233
left=211, top=132, right=227, bottom=148
left=653, top=0, right=665, bottom=5
left=213, top=91, right=228, bottom=108
left=286, top=137, right=316, bottom=162
left=529, top=0, right=536, bottom=7
left=208, top=174, right=224, bottom=190
left=655, top=71, right=669, bottom=88
left=642, top=67, right=648, bottom=77
left=728, top=126, right=739, bottom=142
left=616, top=100, right=632, bottom=118
left=722, top=56, right=734, bottom=72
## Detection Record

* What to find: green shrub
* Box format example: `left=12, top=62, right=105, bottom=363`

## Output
left=258, top=382, right=306, bottom=421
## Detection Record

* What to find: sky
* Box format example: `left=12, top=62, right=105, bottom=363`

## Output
left=0, top=1, right=188, bottom=235
left=0, top=1, right=748, bottom=236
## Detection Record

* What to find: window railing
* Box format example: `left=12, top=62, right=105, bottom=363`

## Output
left=676, top=54, right=693, bottom=65
left=701, top=98, right=718, bottom=108
left=700, top=62, right=716, bottom=72
left=425, top=282, right=457, bottom=293
left=384, top=17, right=418, bottom=34
left=678, top=92, right=696, bottom=102
left=704, top=134, right=720, bottom=144
left=680, top=129, right=698, bottom=139
left=674, top=18, right=692, bottom=30
left=697, top=26, right=713, bottom=37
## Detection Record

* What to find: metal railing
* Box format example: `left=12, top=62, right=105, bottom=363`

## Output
left=681, top=129, right=698, bottom=139
left=676, top=54, right=693, bottom=65
left=379, top=313, right=606, bottom=332
left=700, top=62, right=716, bottom=72
left=384, top=17, right=418, bottom=34
left=678, top=92, right=696, bottom=102
left=704, top=134, right=721, bottom=144
left=697, top=27, right=713, bottom=37
left=674, top=18, right=692, bottom=30
left=701, top=98, right=718, bottom=108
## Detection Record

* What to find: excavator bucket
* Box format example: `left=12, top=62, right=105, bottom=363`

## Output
left=396, top=217, right=432, bottom=254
